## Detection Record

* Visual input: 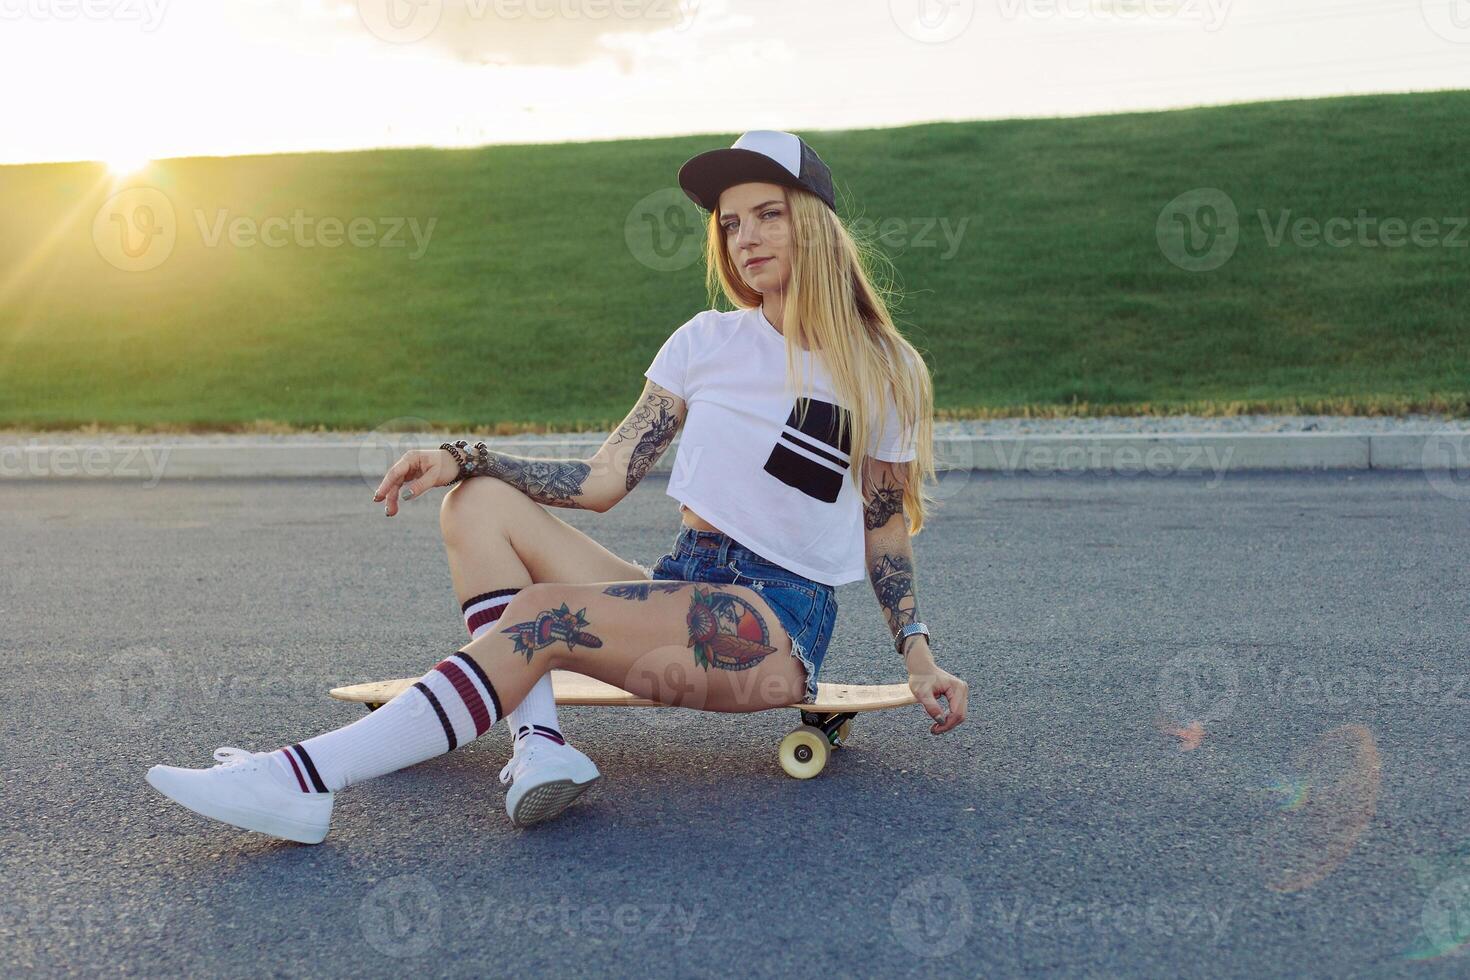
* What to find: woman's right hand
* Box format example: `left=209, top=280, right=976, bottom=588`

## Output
left=372, top=449, right=461, bottom=516
left=908, top=662, right=969, bottom=735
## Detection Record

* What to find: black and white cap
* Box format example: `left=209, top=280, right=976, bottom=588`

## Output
left=678, top=130, right=837, bottom=214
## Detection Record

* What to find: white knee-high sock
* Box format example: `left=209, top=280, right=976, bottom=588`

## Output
left=281, top=651, right=503, bottom=793
left=462, top=588, right=564, bottom=749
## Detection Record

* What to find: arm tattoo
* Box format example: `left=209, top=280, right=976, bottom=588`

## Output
left=608, top=391, right=680, bottom=492
left=865, top=463, right=919, bottom=638
left=869, top=553, right=918, bottom=634
left=862, top=462, right=906, bottom=531
left=480, top=453, right=594, bottom=509
left=864, top=483, right=905, bottom=530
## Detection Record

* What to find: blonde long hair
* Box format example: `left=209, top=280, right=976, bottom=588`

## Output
left=703, top=186, right=938, bottom=535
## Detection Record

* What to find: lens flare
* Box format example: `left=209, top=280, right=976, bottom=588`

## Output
left=1257, top=724, right=1381, bottom=894
left=1155, top=715, right=1205, bottom=752
left=1259, top=776, right=1311, bottom=812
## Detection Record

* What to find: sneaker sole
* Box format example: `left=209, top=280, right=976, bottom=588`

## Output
left=510, top=775, right=598, bottom=827
left=145, top=770, right=330, bottom=845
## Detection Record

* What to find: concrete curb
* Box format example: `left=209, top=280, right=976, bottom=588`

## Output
left=3, top=431, right=1467, bottom=481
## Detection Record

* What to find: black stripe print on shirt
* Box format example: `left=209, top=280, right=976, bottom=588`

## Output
left=763, top=397, right=851, bottom=503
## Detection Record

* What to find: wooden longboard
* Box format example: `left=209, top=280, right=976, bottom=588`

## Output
left=330, top=670, right=914, bottom=711
left=328, top=670, right=917, bottom=779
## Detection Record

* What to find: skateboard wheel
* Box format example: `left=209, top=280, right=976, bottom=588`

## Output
left=364, top=702, right=382, bottom=713
left=835, top=719, right=853, bottom=745
left=779, top=726, right=830, bottom=779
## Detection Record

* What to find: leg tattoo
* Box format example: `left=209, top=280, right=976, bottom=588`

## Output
left=501, top=602, right=603, bottom=662
left=603, top=582, right=686, bottom=600
left=685, top=586, right=777, bottom=671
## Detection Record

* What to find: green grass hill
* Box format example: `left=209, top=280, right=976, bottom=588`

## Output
left=2, top=90, right=1467, bottom=433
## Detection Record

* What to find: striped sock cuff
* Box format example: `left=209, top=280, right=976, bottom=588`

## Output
left=516, top=723, right=565, bottom=746
left=463, top=588, right=519, bottom=637
left=414, top=651, right=504, bottom=751
left=280, top=744, right=330, bottom=794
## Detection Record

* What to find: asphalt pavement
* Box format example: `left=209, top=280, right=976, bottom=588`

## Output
left=2, top=470, right=1467, bottom=978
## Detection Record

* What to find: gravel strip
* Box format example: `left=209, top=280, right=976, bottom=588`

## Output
left=1, top=414, right=1465, bottom=448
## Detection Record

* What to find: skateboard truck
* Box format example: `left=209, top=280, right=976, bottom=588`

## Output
left=778, top=710, right=859, bottom=779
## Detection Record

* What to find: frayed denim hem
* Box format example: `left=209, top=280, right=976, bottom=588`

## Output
left=788, top=633, right=821, bottom=705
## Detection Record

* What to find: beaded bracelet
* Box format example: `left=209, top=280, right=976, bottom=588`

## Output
left=440, top=440, right=493, bottom=484
left=440, top=440, right=472, bottom=484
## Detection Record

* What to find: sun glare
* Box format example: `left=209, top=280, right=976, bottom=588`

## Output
left=104, top=156, right=151, bottom=178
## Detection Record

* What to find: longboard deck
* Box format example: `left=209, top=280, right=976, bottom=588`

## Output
left=330, top=669, right=916, bottom=712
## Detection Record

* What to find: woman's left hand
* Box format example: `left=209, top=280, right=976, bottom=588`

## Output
left=908, top=665, right=969, bottom=735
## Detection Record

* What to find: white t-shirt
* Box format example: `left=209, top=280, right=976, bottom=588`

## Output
left=643, top=306, right=918, bottom=587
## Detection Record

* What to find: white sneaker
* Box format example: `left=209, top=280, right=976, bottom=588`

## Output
left=145, top=747, right=334, bottom=844
left=498, top=735, right=600, bottom=827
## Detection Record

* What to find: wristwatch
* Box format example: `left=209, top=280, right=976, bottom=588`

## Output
left=895, top=622, right=931, bottom=657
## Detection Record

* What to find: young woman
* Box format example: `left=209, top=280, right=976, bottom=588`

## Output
left=145, top=130, right=969, bottom=844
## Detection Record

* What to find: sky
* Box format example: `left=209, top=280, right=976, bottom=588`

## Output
left=1, top=0, right=1467, bottom=168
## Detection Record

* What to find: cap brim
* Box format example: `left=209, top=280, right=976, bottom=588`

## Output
left=678, top=147, right=806, bottom=212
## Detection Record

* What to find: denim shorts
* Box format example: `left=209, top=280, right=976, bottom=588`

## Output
left=648, top=526, right=837, bottom=704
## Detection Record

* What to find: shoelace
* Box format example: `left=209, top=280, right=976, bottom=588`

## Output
left=212, top=747, right=263, bottom=771
left=498, top=738, right=544, bottom=785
